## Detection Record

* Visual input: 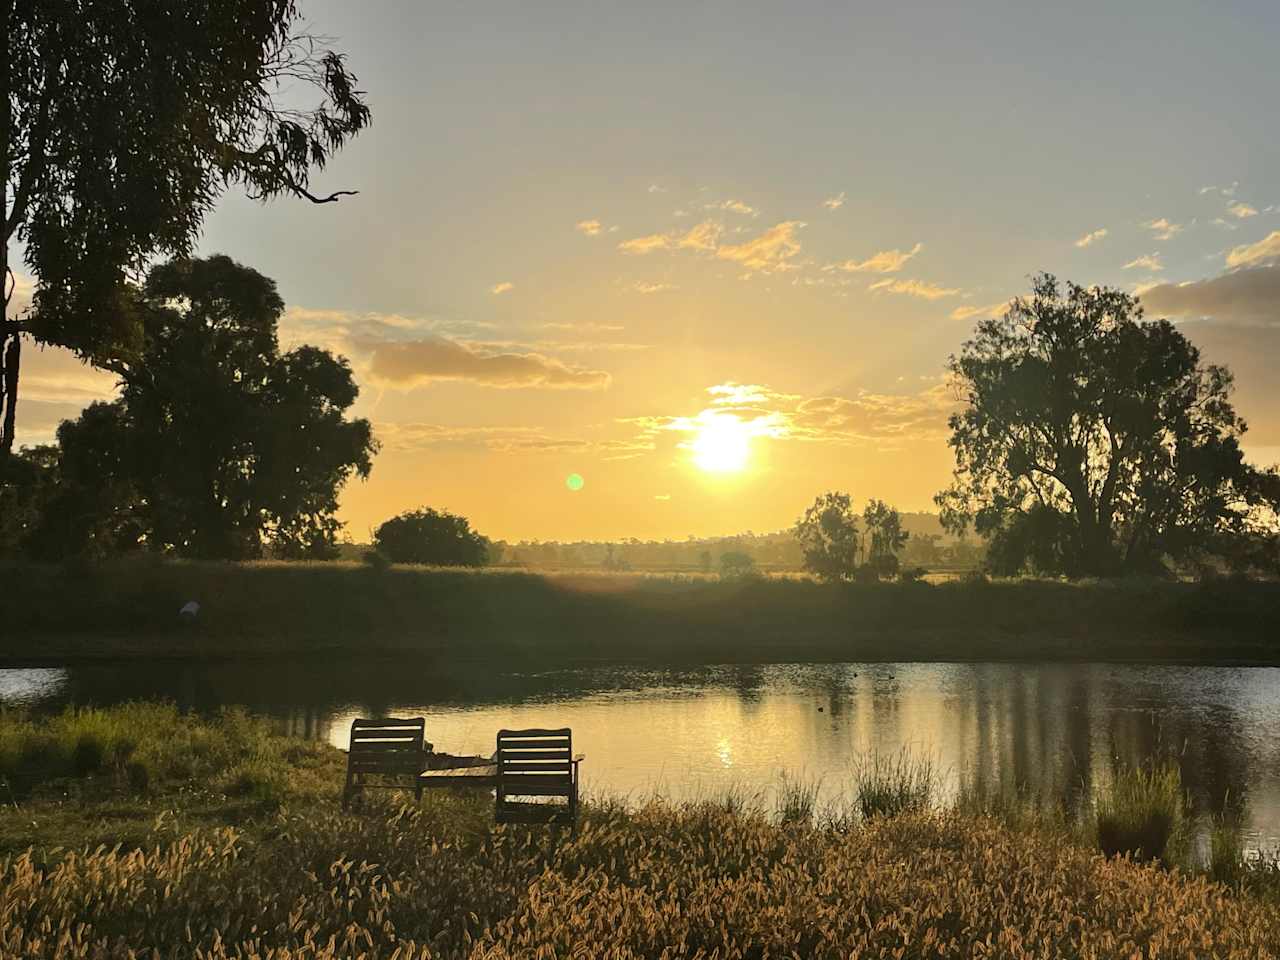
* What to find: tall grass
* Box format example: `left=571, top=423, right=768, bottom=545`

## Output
left=1093, top=761, right=1187, bottom=863
left=851, top=747, right=938, bottom=820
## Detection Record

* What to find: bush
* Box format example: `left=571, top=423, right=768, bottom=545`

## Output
left=372, top=507, right=489, bottom=566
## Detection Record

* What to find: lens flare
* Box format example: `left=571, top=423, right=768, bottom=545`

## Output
left=565, top=473, right=585, bottom=491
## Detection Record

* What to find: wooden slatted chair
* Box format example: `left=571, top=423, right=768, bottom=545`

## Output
left=342, top=717, right=431, bottom=809
left=495, top=728, right=584, bottom=828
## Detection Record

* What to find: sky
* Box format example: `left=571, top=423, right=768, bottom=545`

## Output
left=14, top=0, right=1280, bottom=542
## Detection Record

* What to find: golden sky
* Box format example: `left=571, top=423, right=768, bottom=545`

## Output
left=13, top=1, right=1280, bottom=542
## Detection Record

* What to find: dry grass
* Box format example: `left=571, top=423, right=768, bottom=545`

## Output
left=3, top=705, right=1280, bottom=958
left=3, top=800, right=1280, bottom=959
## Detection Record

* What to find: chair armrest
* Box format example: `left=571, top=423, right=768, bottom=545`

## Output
left=573, top=754, right=586, bottom=763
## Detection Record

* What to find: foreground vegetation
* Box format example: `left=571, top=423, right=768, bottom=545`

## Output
left=3, top=559, right=1279, bottom=664
left=2, top=704, right=1279, bottom=958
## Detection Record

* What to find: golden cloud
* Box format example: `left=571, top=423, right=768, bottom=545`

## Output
left=491, top=281, right=514, bottom=295
left=868, top=278, right=960, bottom=300
left=1226, top=230, right=1280, bottom=269
left=1123, top=253, right=1163, bottom=272
left=949, top=301, right=1010, bottom=321
left=1227, top=202, right=1258, bottom=219
left=575, top=219, right=603, bottom=236
left=1143, top=218, right=1183, bottom=241
left=618, top=232, right=674, bottom=255
left=831, top=242, right=923, bottom=274
left=714, top=221, right=804, bottom=273
left=1074, top=228, right=1107, bottom=248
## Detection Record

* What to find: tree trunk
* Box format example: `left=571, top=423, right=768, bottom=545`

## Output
left=1, top=331, right=18, bottom=454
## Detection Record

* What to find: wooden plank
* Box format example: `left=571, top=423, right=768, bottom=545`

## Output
left=500, top=761, right=571, bottom=772
left=498, top=739, right=571, bottom=750
left=420, top=764, right=498, bottom=780
left=497, top=728, right=570, bottom=738
left=498, top=751, right=571, bottom=762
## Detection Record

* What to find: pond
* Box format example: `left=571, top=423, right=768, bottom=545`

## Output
left=3, top=659, right=1278, bottom=848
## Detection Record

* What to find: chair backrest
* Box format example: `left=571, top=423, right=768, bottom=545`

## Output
left=496, top=728, right=572, bottom=796
left=347, top=717, right=426, bottom=774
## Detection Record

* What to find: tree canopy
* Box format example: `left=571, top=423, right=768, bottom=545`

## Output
left=11, top=256, right=375, bottom=560
left=372, top=508, right=490, bottom=567
left=3, top=0, right=371, bottom=452
left=936, top=274, right=1280, bottom=577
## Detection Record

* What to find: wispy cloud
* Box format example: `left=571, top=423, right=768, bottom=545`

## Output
left=541, top=322, right=625, bottom=332
left=1200, top=182, right=1239, bottom=198
left=868, top=277, right=960, bottom=300
left=1227, top=202, right=1259, bottom=219
left=949, top=301, right=1010, bottom=321
left=706, top=199, right=757, bottom=217
left=822, top=191, right=846, bottom=211
left=714, top=221, right=805, bottom=273
left=1226, top=230, right=1280, bottom=269
left=829, top=242, right=923, bottom=274
left=618, top=232, right=673, bottom=255
left=575, top=219, right=602, bottom=236
left=647, top=184, right=667, bottom=194
left=632, top=280, right=676, bottom=294
left=491, top=281, right=514, bottom=295
left=1123, top=253, right=1164, bottom=271
left=1144, top=218, right=1183, bottom=241
left=1074, top=228, right=1108, bottom=248
left=622, top=380, right=958, bottom=454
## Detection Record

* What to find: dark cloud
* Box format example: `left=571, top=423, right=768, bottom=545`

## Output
left=1140, top=264, right=1280, bottom=325
left=365, top=336, right=611, bottom=390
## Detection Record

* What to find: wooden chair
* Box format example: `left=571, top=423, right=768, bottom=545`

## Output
left=342, top=717, right=431, bottom=809
left=495, top=728, right=584, bottom=828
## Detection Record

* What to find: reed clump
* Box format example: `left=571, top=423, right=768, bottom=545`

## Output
left=851, top=747, right=938, bottom=820
left=1094, top=761, right=1187, bottom=863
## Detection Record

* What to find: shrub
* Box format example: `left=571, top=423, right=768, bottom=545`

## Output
left=71, top=733, right=107, bottom=777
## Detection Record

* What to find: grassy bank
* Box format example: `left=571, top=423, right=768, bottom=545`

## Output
left=3, top=704, right=1279, bottom=959
left=3, top=559, right=1279, bottom=665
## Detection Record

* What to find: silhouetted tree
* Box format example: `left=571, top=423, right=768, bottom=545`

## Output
left=794, top=492, right=860, bottom=582
left=937, top=274, right=1280, bottom=577
left=35, top=256, right=375, bottom=560
left=863, top=499, right=908, bottom=579
left=372, top=508, right=489, bottom=566
left=4, top=0, right=371, bottom=453
left=718, top=550, right=757, bottom=581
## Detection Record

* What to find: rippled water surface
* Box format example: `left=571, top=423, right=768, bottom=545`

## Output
left=4, top=659, right=1278, bottom=845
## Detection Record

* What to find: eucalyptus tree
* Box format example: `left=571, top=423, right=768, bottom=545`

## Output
left=794, top=491, right=860, bottom=582
left=937, top=274, right=1280, bottom=577
left=32, top=256, right=375, bottom=560
left=3, top=0, right=371, bottom=454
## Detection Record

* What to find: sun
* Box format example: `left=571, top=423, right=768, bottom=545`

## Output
left=691, top=414, right=751, bottom=473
